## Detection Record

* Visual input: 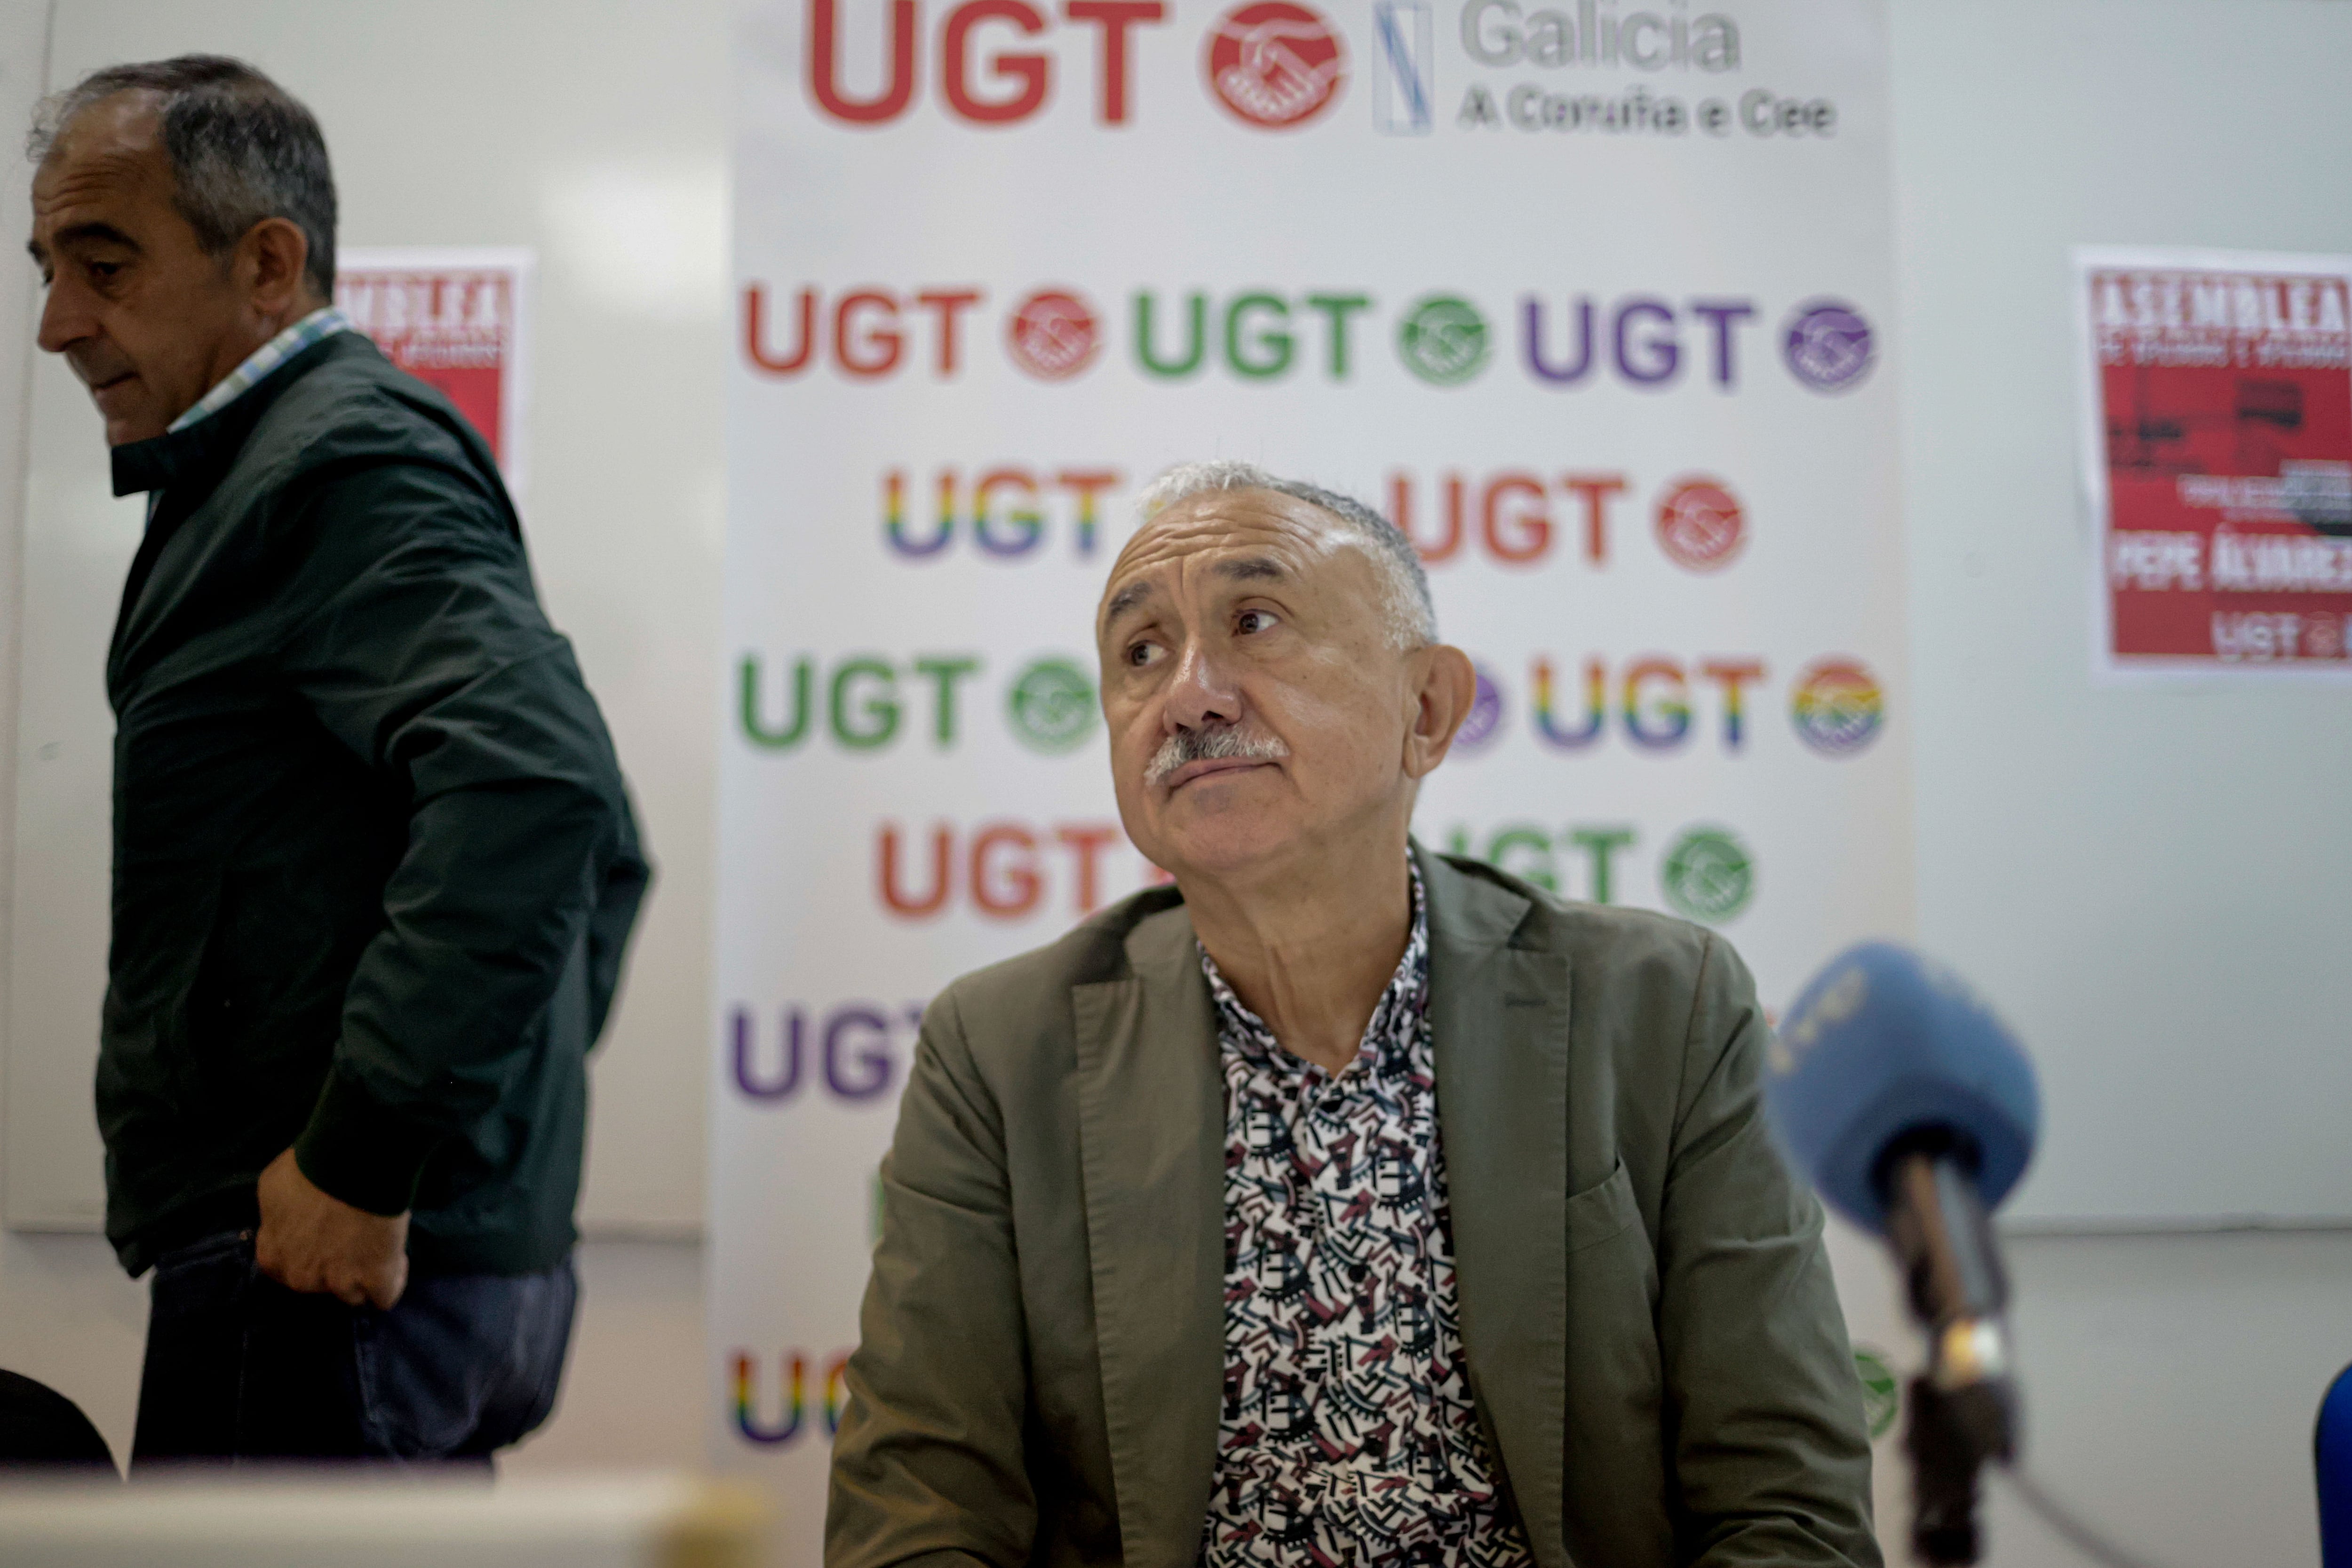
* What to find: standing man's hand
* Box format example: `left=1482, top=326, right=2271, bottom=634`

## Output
left=255, top=1147, right=409, bottom=1309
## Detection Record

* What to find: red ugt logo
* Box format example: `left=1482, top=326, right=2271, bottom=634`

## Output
left=1007, top=290, right=1101, bottom=380
left=1204, top=2, right=1345, bottom=129
left=808, top=0, right=1169, bottom=127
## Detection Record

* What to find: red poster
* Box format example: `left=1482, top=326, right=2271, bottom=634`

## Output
left=334, top=247, right=533, bottom=497
left=2079, top=248, right=2352, bottom=676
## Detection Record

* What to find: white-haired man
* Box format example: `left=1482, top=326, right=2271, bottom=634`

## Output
left=827, top=463, right=1880, bottom=1568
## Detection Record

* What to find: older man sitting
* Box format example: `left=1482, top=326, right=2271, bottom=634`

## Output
left=827, top=462, right=1880, bottom=1568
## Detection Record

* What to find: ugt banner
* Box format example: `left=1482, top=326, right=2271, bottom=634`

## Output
left=715, top=0, right=1907, bottom=1544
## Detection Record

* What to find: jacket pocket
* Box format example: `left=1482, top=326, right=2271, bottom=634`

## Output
left=102, top=868, right=225, bottom=1115
left=1565, top=1156, right=1643, bottom=1255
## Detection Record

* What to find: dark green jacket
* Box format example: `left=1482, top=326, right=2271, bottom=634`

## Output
left=829, top=849, right=1879, bottom=1568
left=101, top=330, right=648, bottom=1278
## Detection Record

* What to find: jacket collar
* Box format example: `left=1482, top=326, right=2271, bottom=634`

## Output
left=109, top=331, right=364, bottom=503
left=105, top=332, right=378, bottom=687
left=1068, top=846, right=1573, bottom=1568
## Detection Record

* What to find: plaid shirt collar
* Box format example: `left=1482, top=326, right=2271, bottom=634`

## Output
left=166, top=306, right=352, bottom=435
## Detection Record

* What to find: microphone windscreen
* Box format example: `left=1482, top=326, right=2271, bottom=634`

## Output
left=1764, top=941, right=2040, bottom=1234
left=2321, top=1362, right=2352, bottom=1568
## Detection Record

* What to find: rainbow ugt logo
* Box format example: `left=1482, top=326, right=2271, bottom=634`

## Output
left=732, top=1348, right=852, bottom=1447
left=1791, top=659, right=1884, bottom=756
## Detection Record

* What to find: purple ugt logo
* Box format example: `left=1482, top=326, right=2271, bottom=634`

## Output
left=1783, top=300, right=1875, bottom=392
left=1453, top=665, right=1506, bottom=753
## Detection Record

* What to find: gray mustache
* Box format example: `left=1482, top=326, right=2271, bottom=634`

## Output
left=1146, top=725, right=1289, bottom=787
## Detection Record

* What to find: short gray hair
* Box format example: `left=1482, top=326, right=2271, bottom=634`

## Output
left=30, top=56, right=337, bottom=300
left=1139, top=460, right=1437, bottom=649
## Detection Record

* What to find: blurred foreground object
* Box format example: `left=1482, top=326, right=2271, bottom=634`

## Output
left=0, top=1473, right=767, bottom=1568
left=1765, top=942, right=2040, bottom=1565
left=0, top=1373, right=114, bottom=1474
left=1767, top=943, right=2185, bottom=1568
left=2322, top=1362, right=2352, bottom=1567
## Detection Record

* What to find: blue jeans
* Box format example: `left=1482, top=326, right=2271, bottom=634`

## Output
left=130, top=1230, right=576, bottom=1469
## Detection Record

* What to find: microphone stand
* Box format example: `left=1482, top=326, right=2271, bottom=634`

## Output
left=1880, top=1144, right=2021, bottom=1566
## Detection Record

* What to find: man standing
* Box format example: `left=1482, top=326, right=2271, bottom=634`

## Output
left=27, top=57, right=647, bottom=1465
left=829, top=461, right=1878, bottom=1566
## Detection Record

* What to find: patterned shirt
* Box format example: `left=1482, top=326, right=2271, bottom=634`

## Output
left=167, top=306, right=352, bottom=433
left=1200, top=869, right=1535, bottom=1568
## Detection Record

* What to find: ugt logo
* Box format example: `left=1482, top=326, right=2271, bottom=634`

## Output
left=730, top=1002, right=924, bottom=1104
left=732, top=1348, right=853, bottom=1447
left=1204, top=2, right=1346, bottom=129
left=807, top=0, right=1170, bottom=127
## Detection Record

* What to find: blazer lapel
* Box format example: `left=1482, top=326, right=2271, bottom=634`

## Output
left=1422, top=849, right=1574, bottom=1568
left=1070, top=904, right=1225, bottom=1568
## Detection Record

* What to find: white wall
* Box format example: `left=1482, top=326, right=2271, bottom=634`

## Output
left=1890, top=0, right=2352, bottom=1560
left=1895, top=0, right=2352, bottom=1227
left=0, top=5, right=2346, bottom=1566
left=8, top=0, right=727, bottom=1234
left=0, top=0, right=723, bottom=1480
left=0, top=0, right=154, bottom=1481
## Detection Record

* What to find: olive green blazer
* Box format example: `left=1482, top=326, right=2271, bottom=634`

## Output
left=828, top=849, right=1879, bottom=1568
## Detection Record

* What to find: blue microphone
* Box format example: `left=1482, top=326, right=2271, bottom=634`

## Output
left=2321, top=1362, right=2352, bottom=1568
left=1765, top=942, right=2042, bottom=1567
left=1767, top=941, right=2040, bottom=1232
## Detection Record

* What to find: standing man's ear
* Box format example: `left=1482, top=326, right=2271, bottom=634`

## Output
left=1404, top=645, right=1477, bottom=780
left=238, top=216, right=316, bottom=316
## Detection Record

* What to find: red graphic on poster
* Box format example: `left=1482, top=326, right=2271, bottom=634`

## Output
left=1006, top=290, right=1101, bottom=381
left=1204, top=2, right=1345, bottom=129
left=2089, top=258, right=2352, bottom=670
left=1655, top=477, right=1746, bottom=572
left=334, top=252, right=529, bottom=489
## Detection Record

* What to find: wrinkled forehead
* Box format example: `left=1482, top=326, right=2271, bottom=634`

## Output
left=1097, top=488, right=1370, bottom=633
left=40, top=91, right=166, bottom=171
left=32, top=93, right=170, bottom=211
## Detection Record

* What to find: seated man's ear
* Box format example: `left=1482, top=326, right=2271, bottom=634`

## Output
left=1404, top=645, right=1477, bottom=779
